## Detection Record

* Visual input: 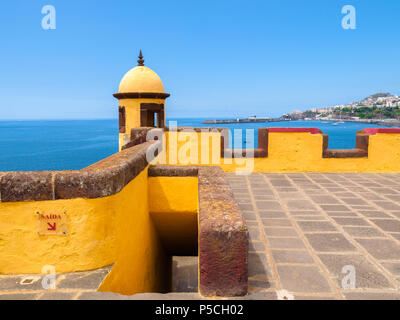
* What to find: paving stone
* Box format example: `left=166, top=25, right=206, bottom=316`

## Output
left=369, top=188, right=399, bottom=195
left=342, top=292, right=400, bottom=300
left=252, top=189, right=274, bottom=196
left=272, top=250, right=315, bottom=264
left=57, top=269, right=110, bottom=290
left=355, top=238, right=400, bottom=260
left=248, top=227, right=261, bottom=241
left=308, top=195, right=341, bottom=204
left=241, top=212, right=257, bottom=221
left=343, top=226, right=386, bottom=238
left=248, top=253, right=274, bottom=282
left=233, top=193, right=252, bottom=199
left=0, top=275, right=45, bottom=291
left=331, top=217, right=370, bottom=226
left=294, top=295, right=338, bottom=300
left=320, top=205, right=351, bottom=212
left=389, top=212, right=400, bottom=219
left=384, top=195, right=400, bottom=202
left=348, top=206, right=374, bottom=211
left=38, top=291, right=78, bottom=300
left=324, top=187, right=348, bottom=193
left=297, top=221, right=338, bottom=232
left=275, top=188, right=298, bottom=193
left=248, top=279, right=275, bottom=290
left=268, top=237, right=306, bottom=249
left=360, top=193, right=385, bottom=201
left=292, top=215, right=327, bottom=221
left=318, top=254, right=394, bottom=289
left=303, top=189, right=329, bottom=195
left=373, top=201, right=400, bottom=211
left=229, top=183, right=248, bottom=188
left=301, top=185, right=323, bottom=190
left=276, top=265, right=333, bottom=293
left=381, top=262, right=400, bottom=276
left=236, top=198, right=252, bottom=204
left=306, top=233, right=357, bottom=252
left=390, top=233, right=400, bottom=241
left=340, top=198, right=369, bottom=205
left=334, top=192, right=357, bottom=198
left=357, top=211, right=393, bottom=218
left=325, top=211, right=358, bottom=217
left=277, top=192, right=304, bottom=199
left=253, top=195, right=275, bottom=200
left=256, top=201, right=282, bottom=210
left=239, top=203, right=254, bottom=211
left=249, top=241, right=266, bottom=252
left=289, top=210, right=322, bottom=216
left=363, top=182, right=384, bottom=187
left=270, top=180, right=293, bottom=187
left=285, top=200, right=317, bottom=211
left=0, top=293, right=39, bottom=300
left=246, top=221, right=259, bottom=227
left=347, top=187, right=368, bottom=193
left=245, top=291, right=278, bottom=300
left=258, top=211, right=287, bottom=218
left=77, top=291, right=131, bottom=300
left=264, top=227, right=298, bottom=237
left=370, top=219, right=400, bottom=233
left=261, top=219, right=292, bottom=227
left=231, top=188, right=250, bottom=194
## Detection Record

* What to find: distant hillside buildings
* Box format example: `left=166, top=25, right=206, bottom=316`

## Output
left=287, top=93, right=400, bottom=121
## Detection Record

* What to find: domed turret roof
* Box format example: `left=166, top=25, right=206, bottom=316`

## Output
left=118, top=51, right=165, bottom=94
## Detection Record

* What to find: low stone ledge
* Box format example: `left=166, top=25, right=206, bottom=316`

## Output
left=198, top=167, right=248, bottom=297
left=323, top=148, right=368, bottom=158
left=148, top=165, right=198, bottom=177
left=0, top=171, right=54, bottom=202
left=121, top=127, right=158, bottom=151
left=0, top=141, right=160, bottom=202
left=221, top=128, right=269, bottom=158
left=322, top=130, right=369, bottom=158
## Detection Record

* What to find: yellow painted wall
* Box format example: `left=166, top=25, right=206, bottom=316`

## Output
left=118, top=98, right=166, bottom=151
left=0, top=190, right=117, bottom=274
left=148, top=177, right=199, bottom=255
left=154, top=131, right=222, bottom=166
left=98, top=170, right=170, bottom=295
left=0, top=166, right=202, bottom=295
left=158, top=131, right=400, bottom=172
left=0, top=168, right=170, bottom=296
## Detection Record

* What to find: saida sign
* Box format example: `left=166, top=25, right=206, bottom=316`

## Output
left=37, top=211, right=67, bottom=235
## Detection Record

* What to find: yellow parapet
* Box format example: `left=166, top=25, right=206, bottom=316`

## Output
left=154, top=128, right=400, bottom=173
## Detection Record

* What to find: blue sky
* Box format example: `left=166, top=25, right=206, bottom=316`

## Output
left=0, top=0, right=399, bottom=119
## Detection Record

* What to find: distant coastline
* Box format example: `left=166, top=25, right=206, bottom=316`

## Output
left=205, top=92, right=400, bottom=126
left=203, top=117, right=287, bottom=124
left=203, top=117, right=400, bottom=127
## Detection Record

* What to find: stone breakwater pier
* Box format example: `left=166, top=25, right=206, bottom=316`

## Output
left=203, top=117, right=286, bottom=124
left=1, top=53, right=400, bottom=300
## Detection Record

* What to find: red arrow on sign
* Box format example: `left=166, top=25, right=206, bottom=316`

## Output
left=47, top=223, right=56, bottom=231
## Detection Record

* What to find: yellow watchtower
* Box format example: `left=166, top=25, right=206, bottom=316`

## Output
left=114, top=51, right=170, bottom=150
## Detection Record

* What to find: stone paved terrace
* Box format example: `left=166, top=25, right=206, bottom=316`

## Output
left=2, top=172, right=400, bottom=300
left=227, top=172, right=400, bottom=300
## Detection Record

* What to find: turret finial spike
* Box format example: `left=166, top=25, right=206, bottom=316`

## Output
left=137, top=50, right=145, bottom=66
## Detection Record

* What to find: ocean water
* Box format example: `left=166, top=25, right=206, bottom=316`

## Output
left=0, top=119, right=397, bottom=171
